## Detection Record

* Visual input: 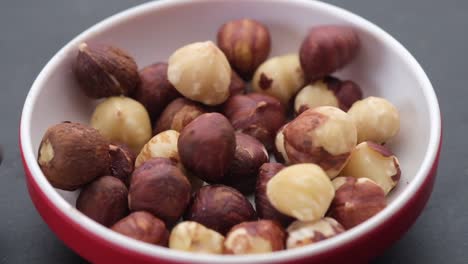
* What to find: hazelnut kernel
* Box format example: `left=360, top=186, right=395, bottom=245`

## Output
left=154, top=98, right=206, bottom=135
left=286, top=217, right=345, bottom=249
left=135, top=130, right=180, bottom=168
left=274, top=123, right=289, bottom=163
left=169, top=221, right=225, bottom=254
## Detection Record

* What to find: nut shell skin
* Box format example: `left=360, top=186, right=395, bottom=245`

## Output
left=224, top=220, right=286, bottom=254
left=109, top=143, right=135, bottom=186
left=169, top=221, right=225, bottom=254
left=154, top=98, right=206, bottom=135
left=129, top=158, right=191, bottom=226
left=38, top=122, right=110, bottom=191
left=185, top=185, right=256, bottom=235
left=286, top=217, right=345, bottom=249
left=229, top=70, right=247, bottom=96
left=73, top=43, right=139, bottom=98
left=217, top=19, right=271, bottom=80
left=76, top=176, right=128, bottom=227
left=299, top=25, right=360, bottom=82
left=178, top=113, right=236, bottom=183
left=111, top=211, right=169, bottom=246
left=274, top=123, right=289, bottom=163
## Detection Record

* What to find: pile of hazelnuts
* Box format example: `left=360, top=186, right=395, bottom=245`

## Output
left=37, top=19, right=401, bottom=255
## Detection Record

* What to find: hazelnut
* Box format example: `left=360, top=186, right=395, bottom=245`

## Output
left=224, top=220, right=285, bottom=254
left=73, top=43, right=138, bottom=98
left=273, top=123, right=289, bottom=163
left=223, top=93, right=286, bottom=150
left=294, top=76, right=362, bottom=114
left=229, top=70, right=247, bottom=96
left=154, top=98, right=206, bottom=135
left=283, top=106, right=357, bottom=178
left=178, top=113, right=236, bottom=183
left=132, top=63, right=181, bottom=122
left=169, top=221, right=225, bottom=254
left=135, top=130, right=181, bottom=168
left=341, top=142, right=401, bottom=195
left=266, top=164, right=334, bottom=221
left=167, top=41, right=231, bottom=105
left=217, top=19, right=271, bottom=80
left=286, top=217, right=345, bottom=249
left=328, top=177, right=387, bottom=229
left=254, top=163, right=293, bottom=227
left=299, top=25, right=360, bottom=82
left=252, top=54, right=305, bottom=105
left=109, top=143, right=135, bottom=186
left=347, top=96, right=400, bottom=144
left=184, top=185, right=256, bottom=235
left=76, top=176, right=128, bottom=227
left=129, top=158, right=191, bottom=226
left=90, top=96, right=152, bottom=154
left=222, top=132, right=269, bottom=194
left=111, top=211, right=169, bottom=246
left=38, top=122, right=110, bottom=191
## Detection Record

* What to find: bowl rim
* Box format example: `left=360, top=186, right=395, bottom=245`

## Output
left=20, top=0, right=441, bottom=263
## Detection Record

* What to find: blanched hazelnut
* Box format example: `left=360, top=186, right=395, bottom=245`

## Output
left=224, top=220, right=285, bottom=254
left=223, top=93, right=286, bottom=150
left=266, top=164, right=335, bottom=221
left=109, top=143, right=135, bottom=186
left=76, top=176, right=128, bottom=227
left=38, top=122, right=110, bottom=191
left=286, top=217, right=345, bottom=249
left=135, top=130, right=180, bottom=168
left=347, top=96, right=400, bottom=144
left=169, top=221, right=225, bottom=254
left=294, top=76, right=362, bottom=114
left=90, top=96, right=152, bottom=154
left=329, top=177, right=386, bottom=229
left=217, top=19, right=271, bottom=80
left=252, top=54, right=305, bottom=105
left=167, top=41, right=231, bottom=105
left=154, top=98, right=206, bottom=135
left=341, top=142, right=401, bottom=195
left=129, top=158, right=191, bottom=226
left=283, top=106, right=357, bottom=178
left=178, top=113, right=236, bottom=183
left=185, top=185, right=256, bottom=235
left=111, top=211, right=169, bottom=246
left=274, top=123, right=289, bottom=163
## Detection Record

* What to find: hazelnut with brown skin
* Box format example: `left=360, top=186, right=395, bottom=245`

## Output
left=169, top=221, right=225, bottom=254
left=328, top=177, right=387, bottom=229
left=129, top=158, right=191, bottom=226
left=132, top=63, right=181, bottom=122
left=76, top=176, right=128, bottom=227
left=38, top=122, right=110, bottom=191
left=73, top=43, right=139, bottom=98
left=184, top=185, right=256, bottom=235
left=111, top=211, right=169, bottom=246
left=109, top=143, right=135, bottom=186
left=217, top=19, right=271, bottom=80
left=229, top=70, right=247, bottom=96
left=223, top=93, right=286, bottom=151
left=224, top=220, right=285, bottom=254
left=154, top=98, right=206, bottom=135
left=300, top=25, right=360, bottom=82
left=286, top=217, right=345, bottom=249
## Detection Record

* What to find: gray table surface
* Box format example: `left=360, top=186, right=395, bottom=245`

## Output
left=0, top=0, right=463, bottom=263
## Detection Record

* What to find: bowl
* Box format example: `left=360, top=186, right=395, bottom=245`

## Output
left=19, top=0, right=442, bottom=263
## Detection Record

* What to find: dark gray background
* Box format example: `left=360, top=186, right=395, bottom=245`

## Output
left=0, top=0, right=464, bottom=263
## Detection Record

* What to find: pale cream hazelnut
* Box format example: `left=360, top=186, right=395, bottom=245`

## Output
left=294, top=80, right=338, bottom=113
left=169, top=221, right=225, bottom=254
left=135, top=130, right=180, bottom=168
left=286, top=217, right=345, bottom=249
left=274, top=123, right=289, bottom=163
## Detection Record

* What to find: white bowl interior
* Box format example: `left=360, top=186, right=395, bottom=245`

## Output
left=21, top=0, right=440, bottom=263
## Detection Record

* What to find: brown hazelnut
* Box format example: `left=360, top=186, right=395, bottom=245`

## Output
left=341, top=142, right=401, bottom=195
left=328, top=177, right=387, bottom=229
left=266, top=164, right=334, bottom=222
left=283, top=106, right=357, bottom=178
left=252, top=54, right=305, bottom=105
left=109, top=143, right=135, bottom=186
left=222, top=132, right=269, bottom=194
left=154, top=98, right=206, bottom=135
left=273, top=123, right=289, bottom=163
left=254, top=163, right=293, bottom=227
left=129, top=158, right=191, bottom=226
left=76, top=176, right=128, bottom=227
left=347, top=96, right=400, bottom=144
left=224, top=220, right=285, bottom=254
left=167, top=41, right=231, bottom=105
left=217, top=19, right=271, bottom=80
left=229, top=70, right=246, bottom=96
left=111, top=211, right=169, bottom=246
left=90, top=96, right=152, bottom=154
left=73, top=43, right=138, bottom=98
left=38, top=122, right=110, bottom=191
left=286, top=217, right=345, bottom=249
left=132, top=63, right=181, bottom=122
left=169, top=221, right=225, bottom=254
left=223, top=93, right=286, bottom=150
left=178, top=113, right=236, bottom=183
left=299, top=25, right=360, bottom=82
left=184, top=185, right=256, bottom=235
left=294, top=76, right=363, bottom=114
